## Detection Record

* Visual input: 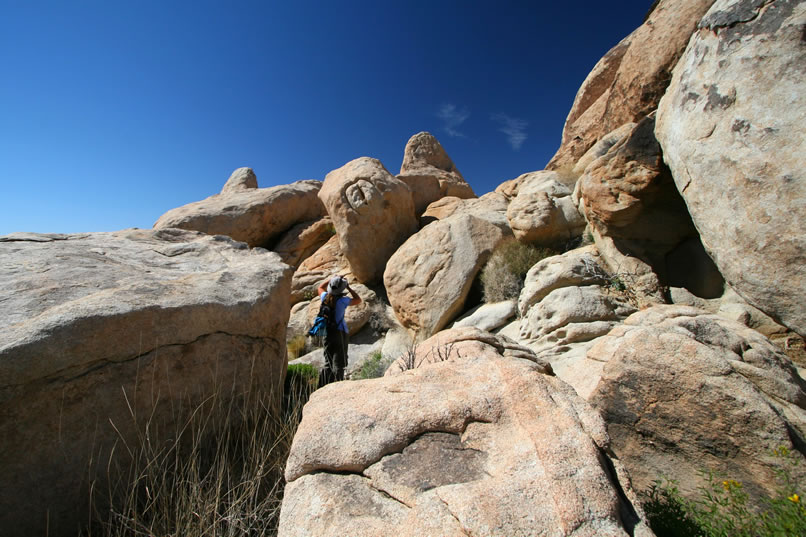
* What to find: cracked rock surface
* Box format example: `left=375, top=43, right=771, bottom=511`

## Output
left=656, top=0, right=806, bottom=336
left=0, top=228, right=293, bottom=537
left=587, top=305, right=806, bottom=504
left=279, top=352, right=654, bottom=537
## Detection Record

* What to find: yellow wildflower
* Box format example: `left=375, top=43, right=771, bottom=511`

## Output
left=788, top=493, right=800, bottom=503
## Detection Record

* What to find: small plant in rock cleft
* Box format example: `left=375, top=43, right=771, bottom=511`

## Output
left=352, top=351, right=390, bottom=380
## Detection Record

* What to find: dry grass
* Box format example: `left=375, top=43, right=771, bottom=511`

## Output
left=286, top=334, right=307, bottom=361
left=84, top=366, right=317, bottom=537
left=480, top=240, right=557, bottom=304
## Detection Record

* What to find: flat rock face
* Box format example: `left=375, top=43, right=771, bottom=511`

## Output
left=587, top=305, right=806, bottom=502
left=154, top=173, right=325, bottom=248
left=397, top=132, right=475, bottom=214
left=547, top=0, right=716, bottom=170
left=384, top=212, right=511, bottom=339
left=505, top=170, right=585, bottom=246
left=319, top=157, right=418, bottom=283
left=0, top=229, right=293, bottom=537
left=279, top=351, right=652, bottom=537
left=656, top=0, right=806, bottom=336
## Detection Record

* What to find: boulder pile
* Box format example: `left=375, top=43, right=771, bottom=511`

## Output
left=4, top=0, right=805, bottom=534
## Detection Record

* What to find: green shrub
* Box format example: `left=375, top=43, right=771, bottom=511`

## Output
left=644, top=446, right=806, bottom=537
left=480, top=240, right=557, bottom=303
left=353, top=351, right=388, bottom=380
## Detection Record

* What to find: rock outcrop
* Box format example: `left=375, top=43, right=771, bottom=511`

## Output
left=384, top=211, right=511, bottom=339
left=547, top=0, right=717, bottom=171
left=518, top=245, right=605, bottom=316
left=397, top=132, right=475, bottom=214
left=280, top=348, right=653, bottom=536
left=0, top=229, right=293, bottom=537
left=656, top=0, right=806, bottom=336
left=587, top=305, right=806, bottom=503
left=420, top=191, right=509, bottom=225
left=154, top=169, right=325, bottom=248
left=319, top=158, right=418, bottom=283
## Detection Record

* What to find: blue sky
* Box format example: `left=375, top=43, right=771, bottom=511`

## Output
left=0, top=1, right=652, bottom=235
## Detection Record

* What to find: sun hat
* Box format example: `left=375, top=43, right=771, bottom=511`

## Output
left=327, top=275, right=348, bottom=295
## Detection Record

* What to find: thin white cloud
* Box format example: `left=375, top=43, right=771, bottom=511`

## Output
left=492, top=113, right=528, bottom=150
left=437, top=103, right=470, bottom=137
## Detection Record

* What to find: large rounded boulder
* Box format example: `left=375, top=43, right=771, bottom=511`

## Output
left=547, top=0, right=717, bottom=171
left=656, top=0, right=806, bottom=336
left=318, top=157, right=418, bottom=283
left=279, top=345, right=653, bottom=536
left=0, top=229, right=293, bottom=537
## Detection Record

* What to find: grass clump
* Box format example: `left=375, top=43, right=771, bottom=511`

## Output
left=352, top=351, right=389, bottom=380
left=480, top=240, right=557, bottom=303
left=87, top=364, right=318, bottom=537
left=644, top=446, right=806, bottom=537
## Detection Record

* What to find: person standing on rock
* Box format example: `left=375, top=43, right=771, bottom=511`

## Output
left=316, top=275, right=362, bottom=385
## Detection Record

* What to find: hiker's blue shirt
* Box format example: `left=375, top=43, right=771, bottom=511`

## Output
left=320, top=292, right=352, bottom=333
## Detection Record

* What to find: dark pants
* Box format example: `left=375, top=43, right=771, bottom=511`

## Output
left=320, top=329, right=348, bottom=386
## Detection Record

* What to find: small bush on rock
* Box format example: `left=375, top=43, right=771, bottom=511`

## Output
left=480, top=240, right=556, bottom=303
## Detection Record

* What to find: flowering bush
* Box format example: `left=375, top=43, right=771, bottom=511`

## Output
left=644, top=446, right=806, bottom=537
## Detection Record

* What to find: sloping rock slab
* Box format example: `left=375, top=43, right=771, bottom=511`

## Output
left=656, top=0, right=806, bottom=336
left=0, top=229, right=293, bottom=537
left=547, top=0, right=717, bottom=170
left=154, top=174, right=325, bottom=247
left=587, top=305, right=806, bottom=503
left=279, top=352, right=653, bottom=537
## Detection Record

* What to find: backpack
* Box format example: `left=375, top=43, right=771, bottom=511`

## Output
left=308, top=294, right=340, bottom=337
